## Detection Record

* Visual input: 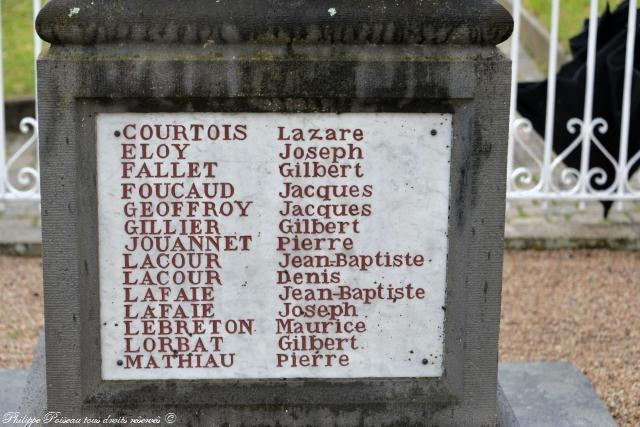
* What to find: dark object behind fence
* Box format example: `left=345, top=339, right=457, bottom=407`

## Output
left=517, top=1, right=640, bottom=215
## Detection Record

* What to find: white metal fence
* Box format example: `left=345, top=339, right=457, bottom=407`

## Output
left=508, top=0, right=639, bottom=205
left=0, top=0, right=41, bottom=204
left=0, top=1, right=639, bottom=208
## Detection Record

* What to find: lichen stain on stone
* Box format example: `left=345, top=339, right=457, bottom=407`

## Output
left=328, top=7, right=337, bottom=17
left=68, top=7, right=80, bottom=17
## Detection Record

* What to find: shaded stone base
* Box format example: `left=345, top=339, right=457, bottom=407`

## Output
left=499, top=362, right=617, bottom=427
left=17, top=334, right=46, bottom=417
left=0, top=369, right=27, bottom=416
left=16, top=339, right=615, bottom=426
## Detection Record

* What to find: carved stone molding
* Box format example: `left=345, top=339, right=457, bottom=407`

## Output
left=37, top=0, right=513, bottom=46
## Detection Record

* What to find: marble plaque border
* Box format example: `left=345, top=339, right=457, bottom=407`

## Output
left=67, top=98, right=467, bottom=407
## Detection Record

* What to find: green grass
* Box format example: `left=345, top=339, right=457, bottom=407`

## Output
left=2, top=0, right=39, bottom=98
left=523, top=0, right=625, bottom=50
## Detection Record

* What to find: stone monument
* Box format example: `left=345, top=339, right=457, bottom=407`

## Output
left=30, top=0, right=517, bottom=425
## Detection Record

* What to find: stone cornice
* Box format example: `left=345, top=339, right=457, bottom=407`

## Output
left=36, top=0, right=513, bottom=46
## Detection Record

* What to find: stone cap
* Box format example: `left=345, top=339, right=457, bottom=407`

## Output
left=36, top=0, right=513, bottom=46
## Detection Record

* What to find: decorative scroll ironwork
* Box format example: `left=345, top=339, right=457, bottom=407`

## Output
left=0, top=0, right=41, bottom=204
left=507, top=0, right=639, bottom=203
left=3, top=118, right=40, bottom=201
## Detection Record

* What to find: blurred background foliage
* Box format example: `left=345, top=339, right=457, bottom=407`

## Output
left=2, top=0, right=39, bottom=98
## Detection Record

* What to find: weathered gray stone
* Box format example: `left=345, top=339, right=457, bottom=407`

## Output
left=497, top=383, right=521, bottom=427
left=37, top=0, right=513, bottom=46
left=17, top=333, right=46, bottom=418
left=35, top=1, right=515, bottom=425
left=499, top=362, right=617, bottom=427
left=20, top=349, right=617, bottom=426
left=0, top=369, right=27, bottom=415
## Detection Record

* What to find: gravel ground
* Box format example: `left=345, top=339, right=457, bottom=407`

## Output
left=0, top=251, right=638, bottom=425
left=0, top=256, right=43, bottom=368
left=501, top=250, right=640, bottom=427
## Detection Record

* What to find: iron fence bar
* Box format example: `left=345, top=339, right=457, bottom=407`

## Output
left=0, top=0, right=6, bottom=203
left=576, top=0, right=601, bottom=206
left=541, top=0, right=561, bottom=197
left=33, top=0, right=41, bottom=61
left=618, top=1, right=638, bottom=199
left=33, top=0, right=40, bottom=196
left=506, top=0, right=521, bottom=195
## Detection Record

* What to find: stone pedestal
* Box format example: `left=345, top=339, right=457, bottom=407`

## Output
left=33, top=1, right=517, bottom=425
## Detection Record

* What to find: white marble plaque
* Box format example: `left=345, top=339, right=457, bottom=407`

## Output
left=97, top=113, right=452, bottom=380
